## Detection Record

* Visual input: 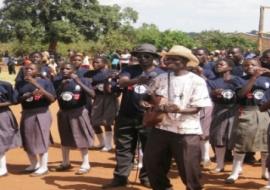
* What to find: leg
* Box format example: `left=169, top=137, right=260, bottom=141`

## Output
left=75, top=148, right=90, bottom=175
left=144, top=128, right=172, bottom=190
left=212, top=146, right=226, bottom=173
left=32, top=152, right=48, bottom=175
left=261, top=152, right=269, bottom=180
left=171, top=135, right=202, bottom=190
left=200, top=139, right=211, bottom=168
left=101, top=125, right=113, bottom=152
left=225, top=151, right=245, bottom=184
left=103, top=117, right=138, bottom=188
left=94, top=125, right=105, bottom=148
left=0, top=153, right=7, bottom=176
left=24, top=153, right=39, bottom=172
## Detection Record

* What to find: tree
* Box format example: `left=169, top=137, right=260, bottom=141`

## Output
left=0, top=0, right=138, bottom=52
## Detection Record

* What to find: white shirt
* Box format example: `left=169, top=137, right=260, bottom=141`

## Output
left=149, top=72, right=212, bottom=135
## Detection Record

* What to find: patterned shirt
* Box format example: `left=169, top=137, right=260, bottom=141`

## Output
left=149, top=72, right=212, bottom=135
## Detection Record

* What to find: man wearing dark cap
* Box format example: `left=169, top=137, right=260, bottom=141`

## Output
left=103, top=43, right=165, bottom=188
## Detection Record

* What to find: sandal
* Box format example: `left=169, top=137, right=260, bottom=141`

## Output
left=52, top=164, right=72, bottom=172
left=75, top=168, right=90, bottom=175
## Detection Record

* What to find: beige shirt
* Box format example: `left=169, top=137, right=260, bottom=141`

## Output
left=149, top=72, right=212, bottom=135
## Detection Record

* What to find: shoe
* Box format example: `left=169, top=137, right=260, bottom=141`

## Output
left=102, top=178, right=128, bottom=189
left=244, top=153, right=256, bottom=165
left=224, top=178, right=236, bottom=184
left=259, top=186, right=270, bottom=190
left=140, top=179, right=151, bottom=188
left=262, top=175, right=269, bottom=180
left=22, top=166, right=39, bottom=173
left=201, top=160, right=212, bottom=168
left=30, top=170, right=48, bottom=177
left=210, top=168, right=224, bottom=174
left=75, top=168, right=90, bottom=175
left=52, top=164, right=72, bottom=172
left=0, top=172, right=8, bottom=178
left=101, top=147, right=112, bottom=152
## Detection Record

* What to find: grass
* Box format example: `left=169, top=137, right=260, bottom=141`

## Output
left=0, top=64, right=19, bottom=86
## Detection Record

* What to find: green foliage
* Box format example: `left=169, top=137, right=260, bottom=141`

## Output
left=0, top=1, right=257, bottom=53
left=194, top=31, right=256, bottom=51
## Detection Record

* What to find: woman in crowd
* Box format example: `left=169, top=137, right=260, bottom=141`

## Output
left=226, top=58, right=270, bottom=183
left=0, top=80, right=21, bottom=176
left=16, top=63, right=55, bottom=176
left=208, top=59, right=240, bottom=173
left=53, top=63, right=95, bottom=175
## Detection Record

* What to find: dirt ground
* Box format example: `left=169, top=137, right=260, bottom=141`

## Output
left=0, top=65, right=268, bottom=190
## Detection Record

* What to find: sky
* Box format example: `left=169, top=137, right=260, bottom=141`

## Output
left=1, top=0, right=270, bottom=32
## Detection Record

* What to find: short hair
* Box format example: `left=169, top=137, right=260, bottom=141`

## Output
left=194, top=48, right=210, bottom=55
left=215, top=58, right=235, bottom=68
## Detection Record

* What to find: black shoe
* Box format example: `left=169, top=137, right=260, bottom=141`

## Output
left=224, top=178, right=235, bottom=184
left=244, top=155, right=256, bottom=165
left=102, top=178, right=127, bottom=189
left=140, top=179, right=151, bottom=188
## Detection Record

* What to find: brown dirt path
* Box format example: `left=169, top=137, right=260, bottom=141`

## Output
left=0, top=99, right=267, bottom=190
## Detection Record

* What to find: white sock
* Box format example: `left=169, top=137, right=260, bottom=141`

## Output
left=80, top=148, right=90, bottom=169
left=261, top=152, right=269, bottom=179
left=215, top=147, right=226, bottom=170
left=96, top=133, right=105, bottom=148
left=267, top=172, right=270, bottom=186
left=227, top=152, right=245, bottom=180
left=0, top=154, right=7, bottom=175
left=61, top=146, right=70, bottom=166
left=138, top=148, right=143, bottom=169
left=34, top=152, right=48, bottom=174
left=102, top=131, right=113, bottom=151
left=200, top=140, right=210, bottom=161
left=25, top=154, right=40, bottom=171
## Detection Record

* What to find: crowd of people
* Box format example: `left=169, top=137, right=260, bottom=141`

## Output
left=1, top=43, right=270, bottom=190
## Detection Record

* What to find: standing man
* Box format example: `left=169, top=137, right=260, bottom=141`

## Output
left=227, top=47, right=245, bottom=77
left=144, top=45, right=212, bottom=190
left=103, top=43, right=164, bottom=188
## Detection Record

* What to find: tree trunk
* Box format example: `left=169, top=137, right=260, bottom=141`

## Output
left=48, top=40, right=58, bottom=53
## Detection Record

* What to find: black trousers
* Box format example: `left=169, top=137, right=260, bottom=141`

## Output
left=113, top=114, right=149, bottom=182
left=144, top=128, right=202, bottom=190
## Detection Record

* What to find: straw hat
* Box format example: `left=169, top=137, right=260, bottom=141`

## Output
left=131, top=43, right=160, bottom=58
left=165, top=45, right=199, bottom=67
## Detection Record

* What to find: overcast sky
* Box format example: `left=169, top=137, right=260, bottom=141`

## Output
left=1, top=0, right=270, bottom=32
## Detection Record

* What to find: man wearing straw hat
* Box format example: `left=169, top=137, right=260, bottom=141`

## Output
left=144, top=45, right=212, bottom=190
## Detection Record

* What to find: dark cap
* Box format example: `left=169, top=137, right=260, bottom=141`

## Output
left=131, top=43, right=160, bottom=58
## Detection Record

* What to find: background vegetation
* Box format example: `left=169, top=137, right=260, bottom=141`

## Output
left=0, top=0, right=257, bottom=56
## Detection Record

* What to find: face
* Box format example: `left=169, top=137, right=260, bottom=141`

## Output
left=71, top=55, right=83, bottom=68
left=243, top=59, right=260, bottom=75
left=194, top=49, right=207, bottom=64
left=30, top=53, right=42, bottom=64
left=93, top=58, right=105, bottom=70
left=24, top=64, right=38, bottom=77
left=261, top=52, right=270, bottom=69
left=61, top=64, right=74, bottom=78
left=215, top=60, right=232, bottom=73
left=164, top=56, right=187, bottom=72
left=227, top=48, right=243, bottom=63
left=136, top=53, right=154, bottom=68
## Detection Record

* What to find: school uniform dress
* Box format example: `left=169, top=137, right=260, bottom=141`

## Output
left=16, top=78, right=55, bottom=155
left=54, top=78, right=95, bottom=148
left=84, top=69, right=119, bottom=127
left=0, top=81, right=21, bottom=154
left=229, top=76, right=270, bottom=152
left=208, top=76, right=240, bottom=147
left=145, top=72, right=212, bottom=190
left=113, top=65, right=164, bottom=184
left=199, top=63, right=216, bottom=139
left=261, top=88, right=270, bottom=169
